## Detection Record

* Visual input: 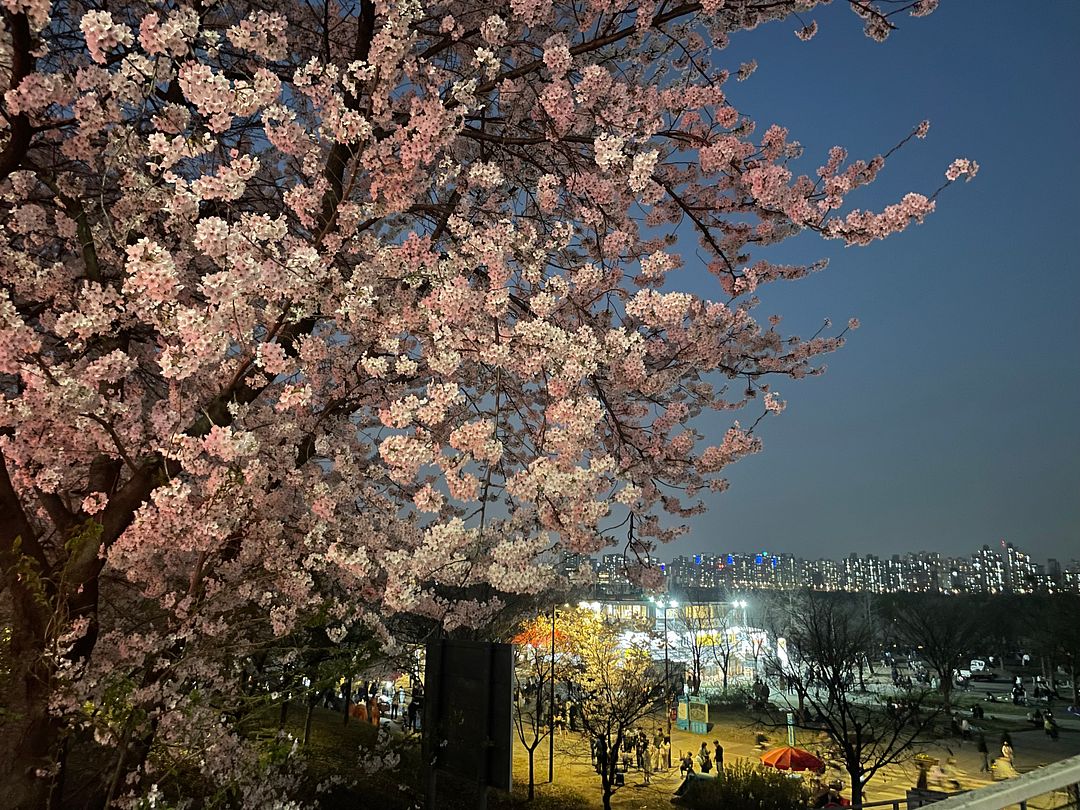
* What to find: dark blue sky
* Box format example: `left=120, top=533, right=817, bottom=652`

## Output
left=669, top=2, right=1080, bottom=563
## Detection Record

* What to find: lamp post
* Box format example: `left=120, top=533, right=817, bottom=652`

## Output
left=548, top=601, right=555, bottom=783
left=735, top=599, right=748, bottom=628
left=733, top=599, right=750, bottom=680
left=650, top=597, right=678, bottom=767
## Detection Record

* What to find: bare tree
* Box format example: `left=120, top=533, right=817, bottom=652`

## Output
left=771, top=593, right=938, bottom=807
left=511, top=619, right=554, bottom=801
left=1029, top=594, right=1080, bottom=709
left=671, top=601, right=720, bottom=694
left=884, top=595, right=979, bottom=712
left=709, top=608, right=741, bottom=692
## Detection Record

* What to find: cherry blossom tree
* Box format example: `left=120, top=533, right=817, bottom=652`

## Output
left=0, top=0, right=973, bottom=805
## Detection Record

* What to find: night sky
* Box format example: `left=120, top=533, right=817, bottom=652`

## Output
left=669, top=3, right=1080, bottom=562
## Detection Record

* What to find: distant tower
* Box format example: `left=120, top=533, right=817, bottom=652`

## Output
left=1047, top=558, right=1062, bottom=585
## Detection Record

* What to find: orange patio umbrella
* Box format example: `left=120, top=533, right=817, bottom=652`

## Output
left=760, top=746, right=825, bottom=772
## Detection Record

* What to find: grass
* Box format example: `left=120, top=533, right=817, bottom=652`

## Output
left=263, top=705, right=593, bottom=809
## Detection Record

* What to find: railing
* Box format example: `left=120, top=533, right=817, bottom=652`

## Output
left=848, top=754, right=1080, bottom=810
left=925, top=753, right=1080, bottom=810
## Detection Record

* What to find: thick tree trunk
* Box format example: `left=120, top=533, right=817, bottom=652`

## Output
left=343, top=676, right=352, bottom=725
left=0, top=589, right=59, bottom=810
left=848, top=765, right=864, bottom=808
left=940, top=672, right=953, bottom=713
left=303, top=696, right=316, bottom=747
left=49, top=735, right=70, bottom=810
left=279, top=698, right=290, bottom=730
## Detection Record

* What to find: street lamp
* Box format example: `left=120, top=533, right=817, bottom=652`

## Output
left=549, top=601, right=556, bottom=783
left=650, top=596, right=678, bottom=768
left=547, top=601, right=584, bottom=783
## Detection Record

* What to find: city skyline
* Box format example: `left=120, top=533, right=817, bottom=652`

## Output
left=572, top=537, right=1080, bottom=598
left=653, top=3, right=1080, bottom=561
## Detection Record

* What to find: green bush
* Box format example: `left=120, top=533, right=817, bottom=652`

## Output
left=674, top=760, right=809, bottom=810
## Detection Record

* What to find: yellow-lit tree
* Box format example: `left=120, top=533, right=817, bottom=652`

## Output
left=557, top=607, right=665, bottom=810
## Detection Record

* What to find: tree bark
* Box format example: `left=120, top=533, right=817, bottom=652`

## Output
left=527, top=748, right=535, bottom=800
left=0, top=586, right=58, bottom=810
left=303, top=696, right=316, bottom=747
left=343, top=676, right=352, bottom=725
left=279, top=698, right=290, bottom=731
left=848, top=763, right=864, bottom=807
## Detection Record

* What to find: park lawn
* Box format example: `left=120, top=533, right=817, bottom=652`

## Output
left=250, top=704, right=595, bottom=809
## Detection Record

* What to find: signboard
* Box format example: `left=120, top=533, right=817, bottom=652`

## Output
left=688, top=699, right=709, bottom=724
left=688, top=697, right=709, bottom=734
left=423, top=639, right=513, bottom=796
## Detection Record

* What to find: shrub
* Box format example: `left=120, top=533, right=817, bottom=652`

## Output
left=674, top=760, right=809, bottom=810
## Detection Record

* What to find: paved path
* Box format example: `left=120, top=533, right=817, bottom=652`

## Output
left=509, top=701, right=1080, bottom=809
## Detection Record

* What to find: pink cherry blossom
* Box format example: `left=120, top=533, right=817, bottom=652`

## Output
left=0, top=0, right=971, bottom=803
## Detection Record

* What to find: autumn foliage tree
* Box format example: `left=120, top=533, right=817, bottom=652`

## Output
left=0, top=0, right=972, bottom=805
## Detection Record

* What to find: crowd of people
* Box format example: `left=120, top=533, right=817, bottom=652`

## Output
left=676, top=740, right=725, bottom=777
left=512, top=684, right=583, bottom=735
left=590, top=726, right=698, bottom=786
left=340, top=678, right=424, bottom=731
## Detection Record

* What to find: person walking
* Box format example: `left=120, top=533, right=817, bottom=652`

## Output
left=661, top=736, right=671, bottom=772
left=977, top=734, right=990, bottom=772
left=713, top=740, right=724, bottom=772
left=390, top=688, right=400, bottom=720
left=1045, top=716, right=1059, bottom=740
left=643, top=739, right=654, bottom=785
